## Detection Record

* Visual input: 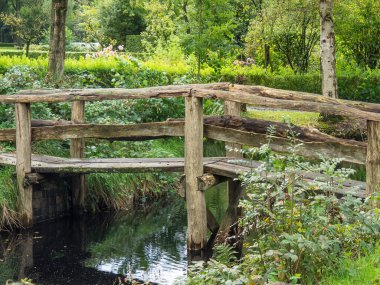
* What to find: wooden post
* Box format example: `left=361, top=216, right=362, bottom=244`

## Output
left=224, top=101, right=243, bottom=158
left=185, top=94, right=207, bottom=250
left=70, top=101, right=86, bottom=212
left=214, top=101, right=244, bottom=244
left=366, top=120, right=380, bottom=202
left=16, top=103, right=33, bottom=227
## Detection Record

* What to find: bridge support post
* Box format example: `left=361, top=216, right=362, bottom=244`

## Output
left=214, top=101, right=244, bottom=245
left=185, top=94, right=207, bottom=251
left=366, top=120, right=380, bottom=205
left=71, top=101, right=86, bottom=213
left=15, top=103, right=33, bottom=227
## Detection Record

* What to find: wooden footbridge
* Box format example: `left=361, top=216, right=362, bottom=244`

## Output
left=0, top=83, right=379, bottom=251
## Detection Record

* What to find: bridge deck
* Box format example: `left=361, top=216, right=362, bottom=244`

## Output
left=0, top=153, right=367, bottom=198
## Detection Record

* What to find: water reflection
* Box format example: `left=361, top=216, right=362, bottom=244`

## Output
left=0, top=184, right=227, bottom=285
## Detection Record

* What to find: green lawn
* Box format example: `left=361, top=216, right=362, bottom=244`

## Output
left=244, top=109, right=321, bottom=127
left=320, top=245, right=380, bottom=285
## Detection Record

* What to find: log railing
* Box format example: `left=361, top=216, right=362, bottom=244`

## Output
left=0, top=83, right=379, bottom=250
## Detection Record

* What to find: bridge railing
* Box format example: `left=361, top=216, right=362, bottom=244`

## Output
left=0, top=83, right=379, bottom=250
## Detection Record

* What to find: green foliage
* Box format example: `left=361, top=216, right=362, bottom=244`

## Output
left=97, top=0, right=146, bottom=46
left=187, top=126, right=380, bottom=285
left=125, top=35, right=143, bottom=53
left=335, top=0, right=380, bottom=69
left=319, top=244, right=380, bottom=285
left=245, top=0, right=319, bottom=73
left=0, top=0, right=50, bottom=55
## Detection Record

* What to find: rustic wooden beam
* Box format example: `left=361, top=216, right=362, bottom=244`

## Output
left=224, top=101, right=243, bottom=158
left=366, top=120, right=380, bottom=201
left=204, top=116, right=367, bottom=165
left=215, top=180, right=243, bottom=245
left=1, top=83, right=230, bottom=103
left=231, top=84, right=380, bottom=114
left=0, top=121, right=185, bottom=142
left=193, top=89, right=380, bottom=121
left=197, top=173, right=226, bottom=191
left=185, top=94, right=207, bottom=251
left=70, top=101, right=86, bottom=212
left=206, top=207, right=220, bottom=234
left=15, top=103, right=33, bottom=227
left=24, top=173, right=45, bottom=187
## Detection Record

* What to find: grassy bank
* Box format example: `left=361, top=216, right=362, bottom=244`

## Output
left=320, top=245, right=380, bottom=285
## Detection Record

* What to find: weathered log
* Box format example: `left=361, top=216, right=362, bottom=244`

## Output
left=0, top=121, right=184, bottom=142
left=231, top=84, right=380, bottom=114
left=185, top=95, right=207, bottom=250
left=2, top=83, right=229, bottom=103
left=24, top=173, right=45, bottom=186
left=204, top=116, right=366, bottom=164
left=70, top=101, right=86, bottom=212
left=197, top=173, right=226, bottom=191
left=31, top=119, right=72, bottom=127
left=366, top=120, right=380, bottom=201
left=214, top=180, right=243, bottom=245
left=15, top=103, right=33, bottom=227
left=207, top=207, right=220, bottom=234
left=193, top=89, right=380, bottom=121
left=224, top=101, right=243, bottom=158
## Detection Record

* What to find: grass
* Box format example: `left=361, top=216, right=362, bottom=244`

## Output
left=320, top=245, right=380, bottom=285
left=244, top=109, right=321, bottom=127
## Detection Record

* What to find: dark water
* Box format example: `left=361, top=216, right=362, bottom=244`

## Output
left=0, top=184, right=227, bottom=285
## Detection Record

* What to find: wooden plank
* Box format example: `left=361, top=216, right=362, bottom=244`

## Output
left=15, top=103, right=33, bottom=227
left=71, top=101, right=86, bottom=212
left=1, top=83, right=230, bottom=103
left=232, top=84, right=380, bottom=114
left=366, top=120, right=380, bottom=200
left=184, top=95, right=207, bottom=250
left=0, top=121, right=185, bottom=142
left=205, top=125, right=366, bottom=165
left=193, top=89, right=380, bottom=121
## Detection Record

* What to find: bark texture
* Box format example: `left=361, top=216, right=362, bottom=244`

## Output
left=320, top=0, right=338, bottom=98
left=48, top=0, right=68, bottom=81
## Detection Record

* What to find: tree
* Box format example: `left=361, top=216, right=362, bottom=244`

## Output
left=335, top=0, right=380, bottom=69
left=246, top=0, right=319, bottom=73
left=320, top=0, right=338, bottom=98
left=183, top=0, right=236, bottom=77
left=47, top=0, right=68, bottom=82
left=77, top=4, right=114, bottom=49
left=0, top=0, right=49, bottom=56
left=97, top=0, right=146, bottom=45
left=140, top=0, right=178, bottom=52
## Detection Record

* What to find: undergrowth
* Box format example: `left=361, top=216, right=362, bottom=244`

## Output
left=186, top=124, right=380, bottom=285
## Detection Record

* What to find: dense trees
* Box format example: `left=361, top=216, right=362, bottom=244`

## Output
left=0, top=0, right=378, bottom=73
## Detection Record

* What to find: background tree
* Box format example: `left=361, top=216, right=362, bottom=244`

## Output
left=0, top=0, right=49, bottom=56
left=47, top=0, right=68, bottom=82
left=246, top=0, right=319, bottom=73
left=335, top=0, right=380, bottom=69
left=77, top=4, right=115, bottom=49
left=183, top=0, right=236, bottom=77
left=320, top=0, right=338, bottom=98
left=97, top=0, right=146, bottom=46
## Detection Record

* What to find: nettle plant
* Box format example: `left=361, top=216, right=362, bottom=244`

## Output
left=239, top=124, right=380, bottom=284
left=186, top=122, right=380, bottom=285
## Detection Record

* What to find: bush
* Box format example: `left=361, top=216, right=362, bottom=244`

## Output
left=187, top=125, right=380, bottom=285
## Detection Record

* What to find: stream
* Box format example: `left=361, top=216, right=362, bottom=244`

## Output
left=0, top=184, right=227, bottom=285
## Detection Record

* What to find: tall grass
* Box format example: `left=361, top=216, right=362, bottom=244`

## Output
left=0, top=166, right=19, bottom=229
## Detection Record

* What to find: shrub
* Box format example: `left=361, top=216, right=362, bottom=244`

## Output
left=187, top=125, right=380, bottom=285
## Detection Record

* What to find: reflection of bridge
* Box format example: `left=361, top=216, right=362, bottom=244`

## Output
left=0, top=83, right=378, bottom=250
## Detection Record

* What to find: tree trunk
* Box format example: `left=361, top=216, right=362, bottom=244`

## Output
left=25, top=41, right=31, bottom=58
left=320, top=0, right=338, bottom=99
left=47, top=0, right=68, bottom=82
left=264, top=43, right=271, bottom=69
